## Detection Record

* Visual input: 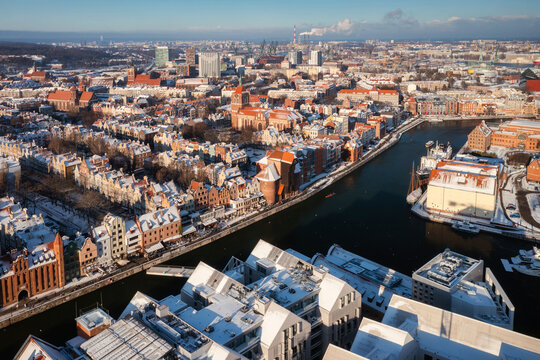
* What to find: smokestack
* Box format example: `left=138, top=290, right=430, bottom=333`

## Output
left=294, top=25, right=296, bottom=44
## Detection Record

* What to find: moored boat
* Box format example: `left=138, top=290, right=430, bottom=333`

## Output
left=502, top=247, right=540, bottom=277
left=452, top=221, right=480, bottom=234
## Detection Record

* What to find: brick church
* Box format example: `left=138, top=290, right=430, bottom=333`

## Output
left=230, top=86, right=301, bottom=131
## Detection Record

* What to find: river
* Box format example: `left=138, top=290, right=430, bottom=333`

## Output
left=4, top=120, right=540, bottom=357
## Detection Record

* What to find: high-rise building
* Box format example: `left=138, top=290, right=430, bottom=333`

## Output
left=155, top=46, right=169, bottom=68
left=288, top=50, right=302, bottom=65
left=185, top=48, right=196, bottom=65
left=309, top=50, right=322, bottom=66
left=199, top=52, right=221, bottom=78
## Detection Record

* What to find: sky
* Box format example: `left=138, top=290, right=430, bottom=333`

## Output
left=0, top=0, right=539, bottom=41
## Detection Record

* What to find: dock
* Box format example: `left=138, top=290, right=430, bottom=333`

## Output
left=146, top=266, right=195, bottom=278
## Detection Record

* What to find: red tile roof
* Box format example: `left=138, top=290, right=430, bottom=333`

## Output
left=378, top=89, right=398, bottom=95
left=148, top=78, right=162, bottom=86
left=268, top=150, right=295, bottom=164
left=135, top=74, right=151, bottom=83
left=48, top=90, right=71, bottom=101
left=79, top=91, right=94, bottom=102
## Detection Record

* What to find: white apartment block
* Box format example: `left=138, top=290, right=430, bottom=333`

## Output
left=179, top=239, right=362, bottom=359
left=323, top=295, right=540, bottom=360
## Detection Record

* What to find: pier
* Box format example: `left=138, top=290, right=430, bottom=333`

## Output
left=146, top=266, right=195, bottom=278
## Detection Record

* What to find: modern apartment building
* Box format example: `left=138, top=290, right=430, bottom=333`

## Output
left=199, top=52, right=220, bottom=78
left=288, top=50, right=303, bottom=65
left=178, top=240, right=362, bottom=359
left=412, top=248, right=514, bottom=329
left=323, top=295, right=540, bottom=360
left=309, top=50, right=322, bottom=66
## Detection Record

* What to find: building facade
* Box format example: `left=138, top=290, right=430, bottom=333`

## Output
left=199, top=52, right=220, bottom=78
left=0, top=234, right=65, bottom=307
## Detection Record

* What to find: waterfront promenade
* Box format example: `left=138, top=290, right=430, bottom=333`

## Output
left=0, top=115, right=426, bottom=329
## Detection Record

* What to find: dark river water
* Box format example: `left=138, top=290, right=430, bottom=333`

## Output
left=4, top=120, right=540, bottom=357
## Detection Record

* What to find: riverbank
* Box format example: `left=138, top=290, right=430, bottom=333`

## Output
left=0, top=116, right=426, bottom=329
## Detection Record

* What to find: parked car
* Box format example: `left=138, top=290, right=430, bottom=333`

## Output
left=506, top=204, right=516, bottom=210
left=510, top=212, right=521, bottom=219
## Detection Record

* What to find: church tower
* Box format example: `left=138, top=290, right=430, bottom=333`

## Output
left=231, top=85, right=249, bottom=111
left=127, top=67, right=135, bottom=84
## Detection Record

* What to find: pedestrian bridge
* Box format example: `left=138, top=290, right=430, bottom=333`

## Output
left=146, top=265, right=195, bottom=278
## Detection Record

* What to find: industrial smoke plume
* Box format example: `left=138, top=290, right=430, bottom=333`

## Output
left=299, top=18, right=355, bottom=36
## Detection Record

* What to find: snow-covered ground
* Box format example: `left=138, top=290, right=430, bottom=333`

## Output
left=245, top=147, right=266, bottom=163
left=488, top=146, right=512, bottom=159
left=526, top=193, right=540, bottom=224
left=522, top=176, right=540, bottom=192
left=28, top=195, right=92, bottom=236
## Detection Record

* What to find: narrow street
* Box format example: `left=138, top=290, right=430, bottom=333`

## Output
left=515, top=174, right=540, bottom=229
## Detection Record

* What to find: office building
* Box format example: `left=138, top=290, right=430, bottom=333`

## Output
left=155, top=46, right=169, bottom=68
left=199, top=52, right=220, bottom=78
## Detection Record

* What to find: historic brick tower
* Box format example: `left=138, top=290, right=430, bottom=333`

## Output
left=231, top=85, right=249, bottom=111
left=127, top=67, right=136, bottom=84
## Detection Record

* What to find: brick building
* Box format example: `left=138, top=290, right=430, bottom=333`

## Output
left=47, top=85, right=94, bottom=112
left=527, top=159, right=540, bottom=182
left=136, top=206, right=182, bottom=252
left=256, top=150, right=300, bottom=204
left=230, top=86, right=301, bottom=131
left=0, top=233, right=65, bottom=307
left=491, top=119, right=540, bottom=151
left=77, top=237, right=97, bottom=277
left=467, top=121, right=493, bottom=152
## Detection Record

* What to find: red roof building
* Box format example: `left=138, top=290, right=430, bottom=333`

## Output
left=47, top=86, right=94, bottom=112
left=526, top=80, right=540, bottom=92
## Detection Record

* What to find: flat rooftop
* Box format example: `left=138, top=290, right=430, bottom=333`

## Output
left=76, top=308, right=113, bottom=332
left=413, top=249, right=481, bottom=289
left=312, top=245, right=411, bottom=313
left=250, top=267, right=320, bottom=309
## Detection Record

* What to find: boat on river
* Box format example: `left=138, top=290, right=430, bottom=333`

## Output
left=452, top=221, right=480, bottom=234
left=416, top=141, right=452, bottom=186
left=505, top=247, right=540, bottom=277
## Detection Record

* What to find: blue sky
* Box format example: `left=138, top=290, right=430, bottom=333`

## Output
left=1, top=0, right=539, bottom=40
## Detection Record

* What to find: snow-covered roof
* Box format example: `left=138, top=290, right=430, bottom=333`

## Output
left=428, top=160, right=498, bottom=195
left=350, top=317, right=415, bottom=358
